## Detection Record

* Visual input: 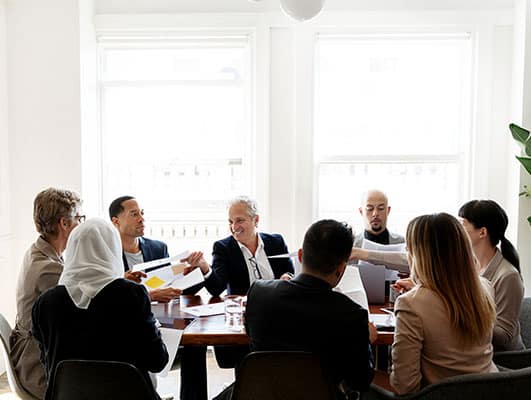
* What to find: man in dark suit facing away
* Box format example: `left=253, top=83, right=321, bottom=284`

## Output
left=239, top=220, right=375, bottom=399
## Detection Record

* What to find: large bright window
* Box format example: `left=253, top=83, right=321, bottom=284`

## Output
left=98, top=35, right=252, bottom=252
left=314, top=33, right=472, bottom=233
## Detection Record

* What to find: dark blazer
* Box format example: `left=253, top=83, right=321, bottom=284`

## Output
left=245, top=274, right=374, bottom=393
left=122, top=237, right=169, bottom=272
left=31, top=279, right=168, bottom=397
left=204, top=233, right=294, bottom=297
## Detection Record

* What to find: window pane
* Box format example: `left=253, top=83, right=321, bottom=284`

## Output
left=317, top=162, right=460, bottom=235
left=99, top=41, right=251, bottom=252
left=315, top=35, right=471, bottom=157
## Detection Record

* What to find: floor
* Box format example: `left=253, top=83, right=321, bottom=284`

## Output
left=0, top=348, right=234, bottom=400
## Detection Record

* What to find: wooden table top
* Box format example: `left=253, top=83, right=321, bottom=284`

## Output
left=152, top=294, right=394, bottom=346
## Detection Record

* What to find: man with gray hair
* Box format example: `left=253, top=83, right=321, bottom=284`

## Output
left=188, top=196, right=294, bottom=296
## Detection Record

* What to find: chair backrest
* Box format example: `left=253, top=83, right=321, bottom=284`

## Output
left=0, top=313, right=39, bottom=400
left=45, top=359, right=159, bottom=400
left=366, top=367, right=531, bottom=400
left=409, top=366, right=531, bottom=400
left=519, top=297, right=531, bottom=348
left=231, top=351, right=337, bottom=400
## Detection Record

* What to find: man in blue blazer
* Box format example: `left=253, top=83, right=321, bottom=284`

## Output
left=109, top=196, right=182, bottom=303
left=185, top=196, right=294, bottom=372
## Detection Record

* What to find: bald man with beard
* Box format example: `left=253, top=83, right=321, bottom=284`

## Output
left=354, top=190, right=404, bottom=248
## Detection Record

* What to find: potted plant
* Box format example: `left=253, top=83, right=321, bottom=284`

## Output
left=509, top=123, right=531, bottom=226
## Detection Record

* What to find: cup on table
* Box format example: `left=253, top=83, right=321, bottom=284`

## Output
left=224, top=295, right=243, bottom=331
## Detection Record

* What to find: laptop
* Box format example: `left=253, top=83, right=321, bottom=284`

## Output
left=357, top=262, right=387, bottom=304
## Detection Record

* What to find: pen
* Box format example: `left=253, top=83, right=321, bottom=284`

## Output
left=380, top=308, right=394, bottom=315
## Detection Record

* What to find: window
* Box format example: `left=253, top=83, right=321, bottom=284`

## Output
left=314, top=33, right=472, bottom=233
left=98, top=34, right=252, bottom=252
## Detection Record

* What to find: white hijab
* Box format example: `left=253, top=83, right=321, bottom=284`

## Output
left=59, top=217, right=124, bottom=309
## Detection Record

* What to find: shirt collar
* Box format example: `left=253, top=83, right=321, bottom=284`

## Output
left=236, top=232, right=263, bottom=256
left=481, top=248, right=503, bottom=279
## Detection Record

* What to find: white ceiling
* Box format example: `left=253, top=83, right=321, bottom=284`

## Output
left=95, top=0, right=515, bottom=15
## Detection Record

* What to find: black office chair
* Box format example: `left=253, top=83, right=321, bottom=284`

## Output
left=45, top=359, right=159, bottom=400
left=230, top=351, right=337, bottom=400
left=362, top=366, right=531, bottom=400
left=493, top=297, right=531, bottom=369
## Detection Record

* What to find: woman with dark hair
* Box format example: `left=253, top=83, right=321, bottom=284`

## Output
left=458, top=200, right=524, bottom=351
left=390, top=213, right=497, bottom=394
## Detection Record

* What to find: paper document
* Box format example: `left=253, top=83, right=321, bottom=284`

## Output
left=182, top=302, right=225, bottom=317
left=268, top=251, right=299, bottom=259
left=335, top=266, right=369, bottom=310
left=141, top=253, right=204, bottom=291
left=169, top=267, right=204, bottom=290
left=370, top=313, right=396, bottom=329
left=158, top=328, right=183, bottom=377
left=132, top=250, right=191, bottom=272
left=360, top=239, right=407, bottom=278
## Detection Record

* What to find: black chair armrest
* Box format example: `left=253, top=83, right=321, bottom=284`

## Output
left=493, top=349, right=531, bottom=370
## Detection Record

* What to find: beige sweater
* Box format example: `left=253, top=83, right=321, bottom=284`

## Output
left=10, top=237, right=63, bottom=399
left=390, top=285, right=497, bottom=394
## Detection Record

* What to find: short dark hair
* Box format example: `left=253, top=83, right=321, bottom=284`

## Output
left=109, top=195, right=135, bottom=220
left=302, top=219, right=354, bottom=275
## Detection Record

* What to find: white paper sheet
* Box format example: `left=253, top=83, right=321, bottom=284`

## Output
left=335, top=266, right=369, bottom=310
left=267, top=251, right=299, bottom=259
left=158, top=328, right=183, bottom=377
left=361, top=239, right=407, bottom=280
left=169, top=267, right=204, bottom=290
left=181, top=302, right=225, bottom=317
left=142, top=261, right=204, bottom=291
left=369, top=313, right=396, bottom=328
left=132, top=250, right=191, bottom=272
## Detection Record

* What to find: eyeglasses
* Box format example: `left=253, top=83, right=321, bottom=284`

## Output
left=74, top=215, right=86, bottom=224
left=248, top=257, right=263, bottom=280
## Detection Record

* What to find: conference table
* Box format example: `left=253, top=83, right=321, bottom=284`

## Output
left=152, top=294, right=394, bottom=346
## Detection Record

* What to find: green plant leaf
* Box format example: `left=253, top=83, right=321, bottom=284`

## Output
left=527, top=139, right=531, bottom=157
left=510, top=123, right=530, bottom=145
left=516, top=156, right=531, bottom=175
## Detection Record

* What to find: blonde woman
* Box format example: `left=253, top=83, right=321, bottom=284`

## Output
left=390, top=213, right=497, bottom=394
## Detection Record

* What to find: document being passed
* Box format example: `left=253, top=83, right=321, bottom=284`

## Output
left=137, top=251, right=204, bottom=291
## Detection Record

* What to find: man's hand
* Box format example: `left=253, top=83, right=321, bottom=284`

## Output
left=349, top=247, right=369, bottom=262
left=392, top=278, right=415, bottom=294
left=149, top=288, right=182, bottom=303
left=368, top=322, right=378, bottom=344
left=124, top=270, right=147, bottom=283
left=280, top=273, right=294, bottom=281
left=182, top=251, right=210, bottom=275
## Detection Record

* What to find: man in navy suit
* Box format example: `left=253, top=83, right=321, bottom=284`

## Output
left=186, top=196, right=294, bottom=295
left=185, top=196, right=294, bottom=372
left=109, top=196, right=182, bottom=303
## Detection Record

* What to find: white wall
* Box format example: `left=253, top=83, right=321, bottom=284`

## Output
left=4, top=0, right=84, bottom=337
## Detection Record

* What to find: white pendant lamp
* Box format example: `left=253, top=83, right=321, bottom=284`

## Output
left=280, top=0, right=325, bottom=22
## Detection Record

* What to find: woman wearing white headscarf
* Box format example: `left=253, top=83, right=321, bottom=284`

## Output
left=32, top=218, right=168, bottom=398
